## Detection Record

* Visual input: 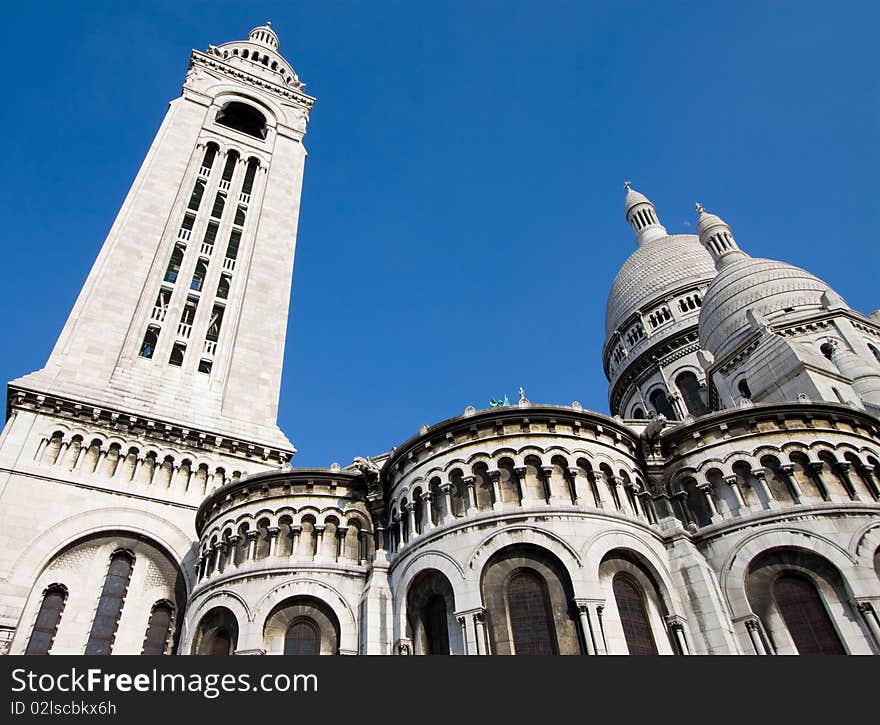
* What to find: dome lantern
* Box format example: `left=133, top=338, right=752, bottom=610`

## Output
left=696, top=203, right=748, bottom=269
left=624, top=182, right=668, bottom=246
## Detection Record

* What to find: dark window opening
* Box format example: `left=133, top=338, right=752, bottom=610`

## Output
left=284, top=618, right=320, bottom=655
left=210, top=193, right=226, bottom=220
left=191, top=260, right=208, bottom=291
left=201, top=144, right=218, bottom=170
left=139, top=326, right=160, bottom=359
left=423, top=595, right=449, bottom=655
left=507, top=569, right=557, bottom=655
left=216, top=102, right=268, bottom=139
left=632, top=407, right=645, bottom=420
left=738, top=379, right=752, bottom=399
left=676, top=371, right=709, bottom=416
left=85, top=551, right=134, bottom=655
left=233, top=205, right=247, bottom=226
left=241, top=158, right=259, bottom=196
left=216, top=274, right=231, bottom=300
left=649, top=389, right=678, bottom=421
left=164, top=246, right=184, bottom=283
left=169, top=342, right=186, bottom=367
left=187, top=180, right=206, bottom=211
left=206, top=306, right=224, bottom=342
left=613, top=573, right=658, bottom=655
left=141, top=602, right=174, bottom=655
left=221, top=151, right=239, bottom=182
left=773, top=573, right=845, bottom=655
left=25, top=585, right=68, bottom=655
left=198, top=359, right=213, bottom=374
left=225, top=229, right=241, bottom=261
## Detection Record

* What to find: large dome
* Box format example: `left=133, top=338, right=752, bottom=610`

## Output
left=605, top=233, right=716, bottom=341
left=698, top=256, right=838, bottom=361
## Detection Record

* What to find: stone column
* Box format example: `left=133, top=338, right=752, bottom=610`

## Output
left=358, top=530, right=370, bottom=564
left=544, top=466, right=564, bottom=506
left=744, top=618, right=769, bottom=655
left=440, top=482, right=456, bottom=523
left=567, top=467, right=581, bottom=505
left=779, top=464, right=804, bottom=503
left=406, top=502, right=417, bottom=539
left=575, top=601, right=596, bottom=655
left=420, top=492, right=435, bottom=531
left=245, top=530, right=259, bottom=561
left=808, top=461, right=832, bottom=501
left=589, top=603, right=607, bottom=655
left=226, top=535, right=241, bottom=569
left=463, top=475, right=477, bottom=514
left=336, top=527, right=347, bottom=562
left=854, top=600, right=880, bottom=651
left=266, top=527, right=280, bottom=558
left=750, top=468, right=777, bottom=509
left=313, top=525, right=325, bottom=560
left=588, top=470, right=607, bottom=509
left=665, top=615, right=690, bottom=655
left=456, top=615, right=469, bottom=655
left=698, top=483, right=723, bottom=523
left=473, top=610, right=489, bottom=655
left=837, top=462, right=860, bottom=501
left=487, top=469, right=503, bottom=510
left=514, top=466, right=531, bottom=505
left=724, top=474, right=747, bottom=512
left=628, top=483, right=644, bottom=518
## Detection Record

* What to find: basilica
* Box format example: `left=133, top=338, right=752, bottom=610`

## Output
left=1, top=25, right=879, bottom=656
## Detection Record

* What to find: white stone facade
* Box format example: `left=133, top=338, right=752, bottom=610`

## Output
left=1, top=27, right=879, bottom=656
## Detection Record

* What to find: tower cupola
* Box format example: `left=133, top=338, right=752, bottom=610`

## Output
left=696, top=203, right=748, bottom=269
left=624, top=182, right=668, bottom=245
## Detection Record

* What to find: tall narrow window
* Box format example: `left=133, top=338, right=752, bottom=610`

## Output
left=240, top=158, right=259, bottom=201
left=773, top=573, right=845, bottom=655
left=141, top=601, right=174, bottom=655
left=284, top=618, right=320, bottom=655
left=25, top=584, right=68, bottom=655
left=738, top=378, right=752, bottom=399
left=424, top=595, right=449, bottom=655
left=225, top=229, right=241, bottom=262
left=191, top=259, right=208, bottom=291
left=507, top=569, right=556, bottom=655
left=164, top=246, right=184, bottom=283
left=201, top=143, right=218, bottom=171
left=206, top=306, right=224, bottom=343
left=220, top=151, right=239, bottom=184
left=209, top=192, right=226, bottom=220
left=85, top=551, right=134, bottom=655
left=676, top=371, right=709, bottom=416
left=612, top=573, right=658, bottom=655
left=216, top=274, right=231, bottom=300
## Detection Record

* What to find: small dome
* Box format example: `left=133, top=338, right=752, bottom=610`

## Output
left=698, top=257, right=842, bottom=361
left=624, top=187, right=651, bottom=214
left=605, top=234, right=716, bottom=341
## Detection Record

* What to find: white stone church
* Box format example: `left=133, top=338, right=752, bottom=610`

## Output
left=1, top=25, right=879, bottom=656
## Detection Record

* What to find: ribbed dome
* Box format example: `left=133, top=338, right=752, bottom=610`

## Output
left=699, top=257, right=840, bottom=361
left=605, top=234, right=717, bottom=340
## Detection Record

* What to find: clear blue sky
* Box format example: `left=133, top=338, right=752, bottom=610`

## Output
left=1, top=1, right=877, bottom=467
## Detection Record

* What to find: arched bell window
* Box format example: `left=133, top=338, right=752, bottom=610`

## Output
left=613, top=573, right=658, bottom=655
left=85, top=550, right=135, bottom=655
left=773, top=573, right=845, bottom=654
left=676, top=371, right=709, bottom=416
left=506, top=569, right=557, bottom=655
left=216, top=102, right=268, bottom=139
left=423, top=595, right=449, bottom=655
left=25, top=584, right=68, bottom=655
left=284, top=618, right=320, bottom=655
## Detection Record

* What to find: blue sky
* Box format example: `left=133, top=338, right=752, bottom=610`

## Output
left=1, top=1, right=877, bottom=467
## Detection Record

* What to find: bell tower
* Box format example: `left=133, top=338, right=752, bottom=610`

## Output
left=11, top=23, right=313, bottom=455
left=0, top=25, right=313, bottom=653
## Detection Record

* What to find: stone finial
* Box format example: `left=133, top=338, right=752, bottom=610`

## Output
left=695, top=202, right=704, bottom=214
left=624, top=180, right=632, bottom=191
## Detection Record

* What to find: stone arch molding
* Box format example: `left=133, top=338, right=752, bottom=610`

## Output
left=253, top=578, right=358, bottom=655
left=721, top=527, right=863, bottom=619
left=851, top=522, right=880, bottom=566
left=8, top=506, right=197, bottom=594
left=580, top=528, right=681, bottom=610
left=392, top=551, right=469, bottom=633
left=183, top=590, right=252, bottom=654
left=466, top=525, right=582, bottom=577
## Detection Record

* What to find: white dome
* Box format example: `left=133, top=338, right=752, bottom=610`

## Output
left=605, top=234, right=716, bottom=341
left=698, top=256, right=840, bottom=360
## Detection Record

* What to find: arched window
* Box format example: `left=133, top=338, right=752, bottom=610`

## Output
left=241, top=158, right=259, bottom=198
left=216, top=274, right=231, bottom=300
left=773, top=573, right=845, bottom=654
left=423, top=595, right=449, bottom=655
left=25, top=584, right=68, bottom=655
left=738, top=378, right=752, bottom=399
left=201, top=143, right=218, bottom=171
left=506, top=569, right=557, bottom=655
left=85, top=550, right=134, bottom=655
left=191, top=259, right=208, bottom=291
left=216, top=102, right=268, bottom=139
left=869, top=343, right=880, bottom=365
left=284, top=618, right=320, bottom=655
left=187, top=179, right=206, bottom=211
left=631, top=407, right=645, bottom=420
left=139, top=326, right=160, bottom=359
left=612, top=573, right=658, bottom=655
left=676, top=371, right=709, bottom=416
left=141, top=601, right=174, bottom=655
left=649, top=389, right=678, bottom=421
